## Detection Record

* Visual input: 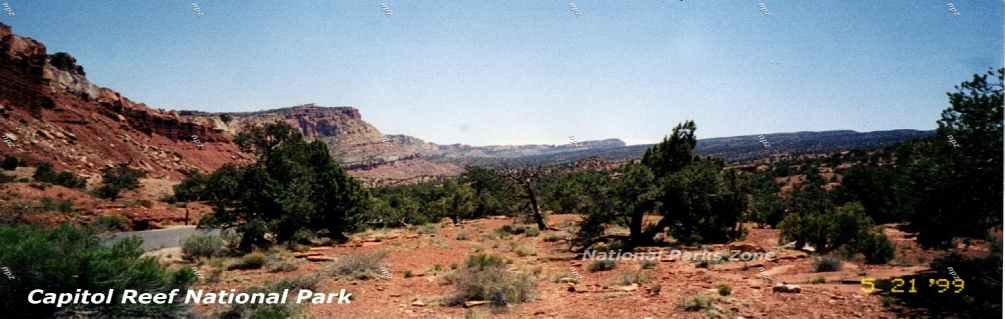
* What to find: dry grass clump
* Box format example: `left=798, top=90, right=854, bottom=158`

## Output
left=446, top=254, right=537, bottom=307
left=330, top=251, right=389, bottom=280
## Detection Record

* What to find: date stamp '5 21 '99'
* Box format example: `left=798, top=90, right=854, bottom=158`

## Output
left=860, top=277, right=965, bottom=294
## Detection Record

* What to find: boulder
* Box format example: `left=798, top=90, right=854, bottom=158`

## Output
left=305, top=255, right=336, bottom=262
left=772, top=283, right=801, bottom=293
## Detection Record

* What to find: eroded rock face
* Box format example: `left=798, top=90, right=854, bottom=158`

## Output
left=0, top=22, right=250, bottom=179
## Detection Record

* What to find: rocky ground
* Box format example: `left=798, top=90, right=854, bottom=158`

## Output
left=172, top=214, right=971, bottom=319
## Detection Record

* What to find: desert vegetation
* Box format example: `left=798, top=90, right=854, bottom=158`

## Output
left=0, top=69, right=1000, bottom=318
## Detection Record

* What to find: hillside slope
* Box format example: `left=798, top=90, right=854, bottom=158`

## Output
left=0, top=23, right=250, bottom=180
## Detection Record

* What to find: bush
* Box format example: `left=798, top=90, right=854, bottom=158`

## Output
left=813, top=257, right=842, bottom=272
left=93, top=214, right=130, bottom=232
left=217, top=275, right=320, bottom=319
left=0, top=224, right=193, bottom=318
left=38, top=197, right=73, bottom=213
left=524, top=227, right=540, bottom=237
left=587, top=259, right=617, bottom=272
left=182, top=234, right=226, bottom=260
left=512, top=244, right=535, bottom=257
left=466, top=254, right=507, bottom=270
left=32, top=162, right=86, bottom=188
left=447, top=254, right=537, bottom=307
left=857, top=231, right=895, bottom=264
left=497, top=224, right=526, bottom=236
left=543, top=234, right=563, bottom=242
left=1, top=155, right=18, bottom=170
left=229, top=252, right=267, bottom=270
left=681, top=293, right=715, bottom=312
left=641, top=260, right=657, bottom=269
left=330, top=251, right=388, bottom=280
left=265, top=256, right=298, bottom=273
left=95, top=165, right=146, bottom=199
left=197, top=122, right=370, bottom=251
left=716, top=283, right=732, bottom=296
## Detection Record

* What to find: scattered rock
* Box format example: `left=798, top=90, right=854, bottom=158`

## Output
left=293, top=252, right=322, bottom=258
left=411, top=299, right=426, bottom=307
left=557, top=277, right=578, bottom=284
left=617, top=284, right=639, bottom=292
left=728, top=242, right=766, bottom=253
left=772, top=283, right=801, bottom=293
left=305, top=255, right=336, bottom=262
left=463, top=300, right=489, bottom=308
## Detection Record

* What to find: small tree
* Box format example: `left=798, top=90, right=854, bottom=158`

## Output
left=498, top=167, right=551, bottom=230
left=196, top=122, right=369, bottom=251
left=1, top=155, right=18, bottom=170
left=95, top=165, right=146, bottom=199
left=906, top=68, right=1003, bottom=247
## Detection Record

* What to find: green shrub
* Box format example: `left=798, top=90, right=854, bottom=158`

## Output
left=716, top=283, right=732, bottom=296
left=32, top=162, right=86, bottom=188
left=524, top=227, right=540, bottom=237
left=812, top=277, right=826, bottom=284
left=330, top=251, right=388, bottom=280
left=857, top=231, right=895, bottom=264
left=0, top=224, right=193, bottom=318
left=95, top=165, right=146, bottom=199
left=182, top=234, right=226, bottom=260
left=447, top=254, right=537, bottom=307
left=681, top=293, right=715, bottom=312
left=38, top=197, right=74, bottom=213
left=496, top=224, right=527, bottom=236
left=466, top=254, right=507, bottom=270
left=813, top=257, right=842, bottom=272
left=93, top=214, right=130, bottom=232
left=197, top=122, right=369, bottom=251
left=229, top=252, right=267, bottom=270
left=1, top=155, right=18, bottom=170
left=587, top=259, right=617, bottom=272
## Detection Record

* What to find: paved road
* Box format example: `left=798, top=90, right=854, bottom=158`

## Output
left=102, top=226, right=220, bottom=251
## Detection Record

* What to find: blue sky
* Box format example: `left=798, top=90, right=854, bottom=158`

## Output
left=1, top=1, right=1001, bottom=145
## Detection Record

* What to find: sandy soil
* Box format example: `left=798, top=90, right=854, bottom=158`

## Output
left=179, top=214, right=968, bottom=319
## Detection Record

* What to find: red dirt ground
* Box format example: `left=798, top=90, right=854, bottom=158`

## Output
left=176, top=214, right=978, bottom=319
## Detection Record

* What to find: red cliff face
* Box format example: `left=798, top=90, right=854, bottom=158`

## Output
left=0, top=22, right=251, bottom=180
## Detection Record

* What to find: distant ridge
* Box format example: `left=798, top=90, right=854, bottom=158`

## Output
left=483, top=129, right=936, bottom=167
